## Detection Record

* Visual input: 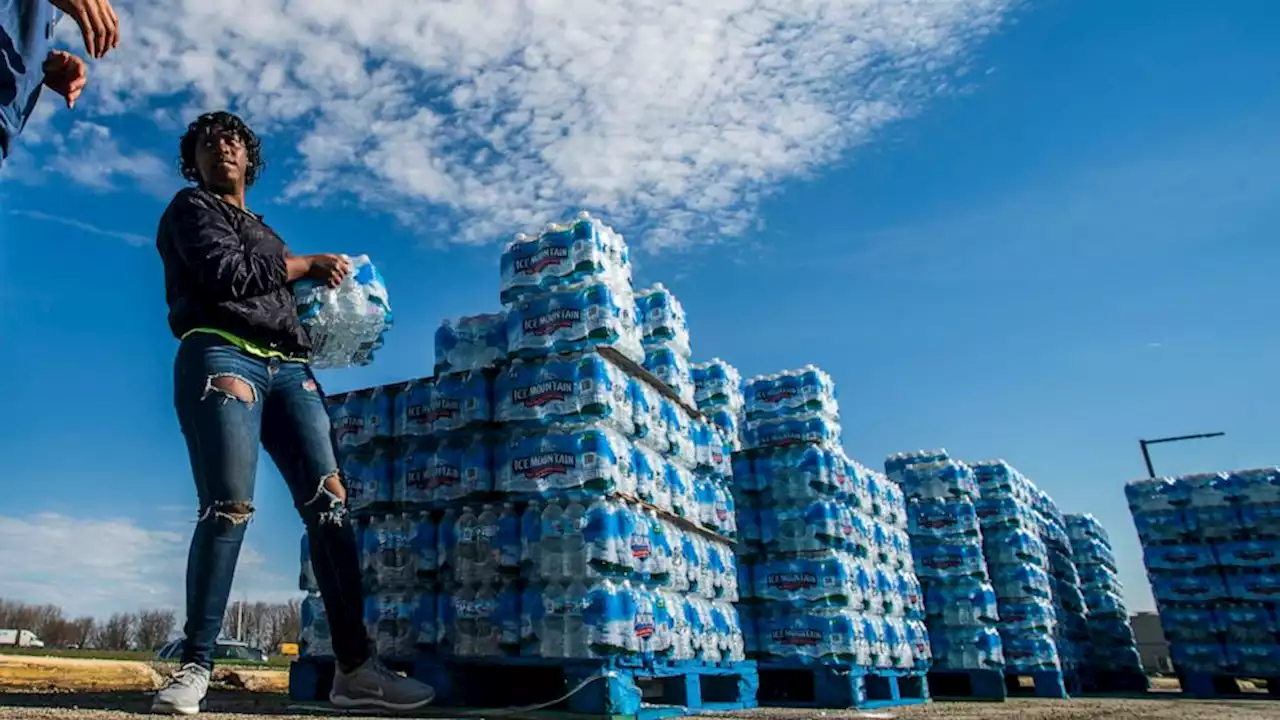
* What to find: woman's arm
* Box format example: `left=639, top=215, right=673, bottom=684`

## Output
left=167, top=190, right=288, bottom=300
left=284, top=250, right=313, bottom=282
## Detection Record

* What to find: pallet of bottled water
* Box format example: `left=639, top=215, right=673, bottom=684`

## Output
left=297, top=212, right=761, bottom=716
left=730, top=367, right=930, bottom=709
left=1064, top=513, right=1147, bottom=692
left=1127, top=468, right=1280, bottom=695
left=891, top=452, right=1006, bottom=695
left=969, top=459, right=1069, bottom=695
left=294, top=254, right=394, bottom=369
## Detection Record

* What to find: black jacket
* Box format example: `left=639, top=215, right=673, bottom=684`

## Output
left=156, top=187, right=312, bottom=357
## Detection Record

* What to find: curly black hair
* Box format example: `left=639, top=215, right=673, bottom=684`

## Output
left=178, top=111, right=266, bottom=187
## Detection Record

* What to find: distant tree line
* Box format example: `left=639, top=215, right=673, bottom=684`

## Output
left=0, top=597, right=300, bottom=652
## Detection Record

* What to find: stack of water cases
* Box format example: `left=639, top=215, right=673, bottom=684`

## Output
left=1033, top=494, right=1088, bottom=686
left=888, top=451, right=1005, bottom=681
left=736, top=370, right=931, bottom=708
left=969, top=460, right=1068, bottom=693
left=692, top=358, right=743, bottom=453
left=1065, top=513, right=1147, bottom=690
left=299, top=213, right=749, bottom=698
left=1127, top=468, right=1280, bottom=692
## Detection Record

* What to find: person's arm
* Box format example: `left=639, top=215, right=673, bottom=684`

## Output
left=167, top=190, right=289, bottom=301
left=285, top=251, right=313, bottom=282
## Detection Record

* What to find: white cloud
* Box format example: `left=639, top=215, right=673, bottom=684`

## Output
left=8, top=209, right=150, bottom=246
left=0, top=513, right=296, bottom=619
left=8, top=109, right=175, bottom=198
left=42, top=122, right=175, bottom=197
left=37, top=0, right=1015, bottom=249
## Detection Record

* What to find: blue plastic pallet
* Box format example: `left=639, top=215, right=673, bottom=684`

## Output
left=756, top=662, right=930, bottom=709
left=1005, top=669, right=1071, bottom=699
left=1080, top=669, right=1150, bottom=694
left=289, top=656, right=758, bottom=720
left=1179, top=673, right=1280, bottom=698
left=928, top=668, right=1008, bottom=700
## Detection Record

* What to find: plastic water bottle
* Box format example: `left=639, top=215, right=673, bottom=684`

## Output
left=562, top=499, right=588, bottom=579
left=411, top=512, right=437, bottom=580
left=521, top=500, right=543, bottom=579
left=299, top=532, right=318, bottom=592
left=541, top=582, right=566, bottom=658
left=453, top=586, right=476, bottom=656
left=413, top=590, right=437, bottom=652
left=540, top=500, right=564, bottom=582
left=564, top=578, right=590, bottom=658
left=585, top=496, right=620, bottom=575
left=454, top=506, right=478, bottom=585
left=520, top=583, right=545, bottom=657
left=437, top=508, right=458, bottom=581
left=497, top=502, right=521, bottom=575
left=499, top=579, right=521, bottom=655
left=473, top=583, right=500, bottom=656
left=474, top=504, right=500, bottom=583
left=300, top=593, right=333, bottom=657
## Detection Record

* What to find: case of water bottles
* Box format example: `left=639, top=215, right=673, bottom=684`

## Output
left=1065, top=513, right=1144, bottom=678
left=732, top=368, right=930, bottom=674
left=500, top=213, right=644, bottom=365
left=294, top=254, right=394, bottom=369
left=1126, top=468, right=1280, bottom=678
left=300, top=212, right=749, bottom=672
left=891, top=451, right=1005, bottom=673
left=435, top=313, right=508, bottom=374
left=692, top=359, right=744, bottom=452
left=637, top=283, right=691, bottom=361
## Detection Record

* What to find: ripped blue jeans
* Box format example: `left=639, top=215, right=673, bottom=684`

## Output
left=173, top=333, right=370, bottom=670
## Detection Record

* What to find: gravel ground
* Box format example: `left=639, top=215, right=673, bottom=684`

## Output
left=1, top=690, right=1280, bottom=720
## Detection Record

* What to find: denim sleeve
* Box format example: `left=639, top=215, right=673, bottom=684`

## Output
left=167, top=190, right=288, bottom=300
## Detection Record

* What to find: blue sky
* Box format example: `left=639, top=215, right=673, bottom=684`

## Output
left=0, top=0, right=1277, bottom=618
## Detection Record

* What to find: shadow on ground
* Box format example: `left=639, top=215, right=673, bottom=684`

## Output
left=0, top=690, right=293, bottom=714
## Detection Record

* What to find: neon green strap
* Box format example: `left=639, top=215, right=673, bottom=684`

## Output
left=182, top=328, right=307, bottom=364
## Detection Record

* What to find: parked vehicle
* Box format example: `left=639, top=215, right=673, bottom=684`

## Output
left=0, top=629, right=45, bottom=648
left=156, top=639, right=268, bottom=663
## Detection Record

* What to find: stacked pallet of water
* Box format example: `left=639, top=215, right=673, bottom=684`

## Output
left=888, top=450, right=1005, bottom=699
left=1127, top=469, right=1280, bottom=698
left=1065, top=513, right=1147, bottom=692
left=736, top=374, right=930, bottom=709
left=1034, top=495, right=1088, bottom=690
left=297, top=214, right=756, bottom=718
left=970, top=460, right=1069, bottom=698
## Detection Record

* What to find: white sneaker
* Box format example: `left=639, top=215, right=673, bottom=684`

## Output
left=151, top=663, right=210, bottom=715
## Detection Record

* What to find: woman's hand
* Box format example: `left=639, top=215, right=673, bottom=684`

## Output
left=306, top=253, right=352, bottom=288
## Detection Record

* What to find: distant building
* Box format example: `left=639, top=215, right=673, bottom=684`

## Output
left=1131, top=611, right=1173, bottom=673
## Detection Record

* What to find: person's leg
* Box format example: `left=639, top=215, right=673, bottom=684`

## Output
left=153, top=336, right=267, bottom=715
left=261, top=361, right=434, bottom=710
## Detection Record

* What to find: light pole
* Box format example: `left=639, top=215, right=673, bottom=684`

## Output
left=1139, top=432, right=1226, bottom=478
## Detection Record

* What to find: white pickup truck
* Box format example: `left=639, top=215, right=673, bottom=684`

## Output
left=0, top=629, right=45, bottom=648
